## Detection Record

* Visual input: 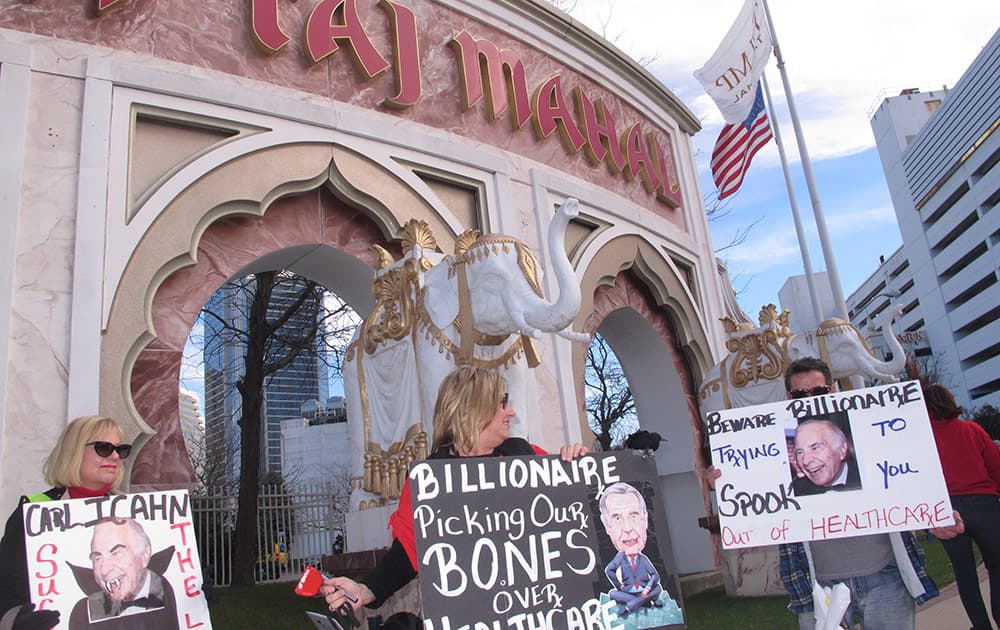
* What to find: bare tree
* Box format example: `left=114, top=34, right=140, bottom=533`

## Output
left=971, top=404, right=1000, bottom=441
left=544, top=0, right=659, bottom=68
left=906, top=350, right=953, bottom=388
left=200, top=270, right=358, bottom=586
left=545, top=0, right=579, bottom=12
left=585, top=333, right=637, bottom=450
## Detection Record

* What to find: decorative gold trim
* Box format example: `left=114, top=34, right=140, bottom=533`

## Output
left=371, top=244, right=395, bottom=270
left=817, top=317, right=878, bottom=359
left=455, top=229, right=480, bottom=255
left=401, top=219, right=438, bottom=271
left=720, top=355, right=732, bottom=408
left=726, top=328, right=786, bottom=388
left=456, top=235, right=544, bottom=299
left=362, top=424, right=428, bottom=501
left=415, top=287, right=527, bottom=369
left=361, top=259, right=420, bottom=355
left=721, top=316, right=754, bottom=334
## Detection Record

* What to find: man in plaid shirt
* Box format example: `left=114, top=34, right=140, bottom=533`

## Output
left=708, top=358, right=961, bottom=630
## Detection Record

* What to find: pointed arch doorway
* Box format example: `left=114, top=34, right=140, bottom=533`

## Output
left=580, top=265, right=717, bottom=576
left=97, top=135, right=466, bottom=490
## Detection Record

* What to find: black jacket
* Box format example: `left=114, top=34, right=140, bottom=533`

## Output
left=361, top=438, right=537, bottom=607
left=0, top=488, right=66, bottom=622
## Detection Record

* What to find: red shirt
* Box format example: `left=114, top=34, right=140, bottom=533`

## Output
left=930, top=416, right=1000, bottom=497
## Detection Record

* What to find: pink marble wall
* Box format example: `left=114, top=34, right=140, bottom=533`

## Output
left=0, top=0, right=686, bottom=226
left=585, top=270, right=719, bottom=564
left=130, top=188, right=392, bottom=489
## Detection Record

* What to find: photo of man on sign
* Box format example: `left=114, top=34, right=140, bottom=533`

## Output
left=600, top=483, right=664, bottom=620
left=67, top=517, right=179, bottom=628
left=790, top=411, right=862, bottom=497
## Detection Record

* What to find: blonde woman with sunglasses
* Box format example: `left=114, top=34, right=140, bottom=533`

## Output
left=0, top=416, right=131, bottom=630
left=320, top=366, right=588, bottom=629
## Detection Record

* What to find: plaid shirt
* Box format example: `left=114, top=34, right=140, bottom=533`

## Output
left=778, top=532, right=939, bottom=614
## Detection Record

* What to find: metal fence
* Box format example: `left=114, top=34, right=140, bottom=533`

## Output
left=192, top=482, right=345, bottom=586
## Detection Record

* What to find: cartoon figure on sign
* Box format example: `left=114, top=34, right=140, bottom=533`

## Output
left=600, top=483, right=664, bottom=620
left=66, top=517, right=179, bottom=629
left=791, top=411, right=862, bottom=497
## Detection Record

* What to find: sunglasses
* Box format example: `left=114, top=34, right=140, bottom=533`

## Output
left=87, top=441, right=132, bottom=459
left=789, top=385, right=831, bottom=399
left=500, top=393, right=510, bottom=409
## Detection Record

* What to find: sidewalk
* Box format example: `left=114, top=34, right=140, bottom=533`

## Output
left=916, top=563, right=990, bottom=630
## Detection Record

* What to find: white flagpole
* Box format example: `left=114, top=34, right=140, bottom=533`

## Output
left=760, top=73, right=823, bottom=324
left=761, top=0, right=850, bottom=320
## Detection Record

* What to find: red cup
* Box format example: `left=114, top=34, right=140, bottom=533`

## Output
left=295, top=565, right=323, bottom=597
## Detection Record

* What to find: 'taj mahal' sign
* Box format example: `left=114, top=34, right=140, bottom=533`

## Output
left=90, top=0, right=683, bottom=208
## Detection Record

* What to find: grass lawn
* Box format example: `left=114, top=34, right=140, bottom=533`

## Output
left=209, top=582, right=343, bottom=629
left=207, top=540, right=959, bottom=629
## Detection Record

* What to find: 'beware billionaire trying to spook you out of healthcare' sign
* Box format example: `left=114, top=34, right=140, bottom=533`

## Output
left=706, top=381, right=954, bottom=549
left=410, top=450, right=685, bottom=630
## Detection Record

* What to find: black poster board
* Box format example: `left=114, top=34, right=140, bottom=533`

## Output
left=410, top=451, right=685, bottom=629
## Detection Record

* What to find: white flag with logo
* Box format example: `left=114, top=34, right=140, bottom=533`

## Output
left=694, top=0, right=773, bottom=124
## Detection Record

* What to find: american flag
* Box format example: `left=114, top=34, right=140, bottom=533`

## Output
left=710, top=83, right=773, bottom=200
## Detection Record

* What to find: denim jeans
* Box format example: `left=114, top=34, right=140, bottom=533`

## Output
left=940, top=494, right=1000, bottom=630
left=797, top=562, right=914, bottom=630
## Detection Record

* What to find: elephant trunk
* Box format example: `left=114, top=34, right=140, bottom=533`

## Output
left=522, top=199, right=582, bottom=334
left=872, top=304, right=907, bottom=376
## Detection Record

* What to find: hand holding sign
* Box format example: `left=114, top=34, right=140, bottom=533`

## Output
left=12, top=603, right=60, bottom=630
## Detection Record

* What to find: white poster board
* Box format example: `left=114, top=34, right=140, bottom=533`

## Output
left=22, top=490, right=212, bottom=629
left=706, top=381, right=954, bottom=549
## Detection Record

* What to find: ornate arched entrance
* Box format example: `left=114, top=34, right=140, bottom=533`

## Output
left=129, top=188, right=393, bottom=488
left=572, top=234, right=718, bottom=574
left=97, top=140, right=466, bottom=490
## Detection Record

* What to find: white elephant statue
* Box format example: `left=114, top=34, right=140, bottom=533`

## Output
left=698, top=303, right=907, bottom=416
left=697, top=303, right=907, bottom=597
left=342, top=199, right=585, bottom=512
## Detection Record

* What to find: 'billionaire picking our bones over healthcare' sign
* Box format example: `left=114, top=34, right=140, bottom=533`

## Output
left=23, top=490, right=212, bottom=629
left=410, top=451, right=685, bottom=630
left=706, top=381, right=954, bottom=549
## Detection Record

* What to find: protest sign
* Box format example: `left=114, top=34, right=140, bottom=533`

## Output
left=22, top=489, right=212, bottom=629
left=705, top=381, right=954, bottom=549
left=410, top=450, right=684, bottom=630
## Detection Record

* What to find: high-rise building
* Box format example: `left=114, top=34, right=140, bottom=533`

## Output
left=778, top=271, right=837, bottom=333
left=202, top=274, right=330, bottom=481
left=261, top=278, right=330, bottom=474
left=178, top=389, right=206, bottom=479
left=847, top=30, right=1000, bottom=408
left=203, top=282, right=245, bottom=484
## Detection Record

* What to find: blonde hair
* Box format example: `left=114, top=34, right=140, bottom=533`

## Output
left=431, top=366, right=506, bottom=455
left=44, top=416, right=126, bottom=489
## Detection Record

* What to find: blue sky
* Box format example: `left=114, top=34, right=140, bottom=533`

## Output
left=558, top=0, right=1000, bottom=317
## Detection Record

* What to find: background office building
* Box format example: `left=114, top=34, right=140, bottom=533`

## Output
left=178, top=389, right=207, bottom=480
left=847, top=29, right=999, bottom=409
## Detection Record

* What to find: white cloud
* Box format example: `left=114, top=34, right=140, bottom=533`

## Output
left=715, top=199, right=898, bottom=278
left=824, top=203, right=898, bottom=236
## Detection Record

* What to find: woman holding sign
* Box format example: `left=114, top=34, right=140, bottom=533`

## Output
left=0, top=416, right=130, bottom=630
left=926, top=383, right=1000, bottom=630
left=319, top=366, right=588, bottom=629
